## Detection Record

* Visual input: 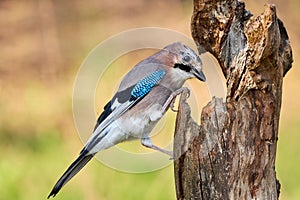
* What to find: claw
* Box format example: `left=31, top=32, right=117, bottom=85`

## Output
left=170, top=98, right=178, bottom=112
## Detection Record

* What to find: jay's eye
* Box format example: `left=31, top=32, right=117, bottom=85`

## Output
left=183, top=55, right=191, bottom=62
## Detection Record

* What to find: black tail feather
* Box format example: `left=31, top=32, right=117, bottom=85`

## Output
left=48, top=152, right=94, bottom=198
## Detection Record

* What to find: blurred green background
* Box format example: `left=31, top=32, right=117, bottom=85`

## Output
left=0, top=0, right=299, bottom=199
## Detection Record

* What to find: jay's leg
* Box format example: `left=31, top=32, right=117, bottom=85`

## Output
left=162, top=87, right=190, bottom=112
left=141, top=137, right=173, bottom=159
left=141, top=87, right=190, bottom=159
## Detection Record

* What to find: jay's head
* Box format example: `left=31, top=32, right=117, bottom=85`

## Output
left=163, top=42, right=206, bottom=82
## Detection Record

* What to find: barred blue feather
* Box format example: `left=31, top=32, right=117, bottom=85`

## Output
left=131, top=69, right=166, bottom=99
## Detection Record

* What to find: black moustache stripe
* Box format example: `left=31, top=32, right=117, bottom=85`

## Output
left=174, top=63, right=191, bottom=72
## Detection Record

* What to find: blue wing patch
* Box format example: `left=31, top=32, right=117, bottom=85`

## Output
left=131, top=69, right=166, bottom=99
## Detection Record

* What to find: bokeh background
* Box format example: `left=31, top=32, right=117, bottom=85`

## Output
left=0, top=0, right=299, bottom=199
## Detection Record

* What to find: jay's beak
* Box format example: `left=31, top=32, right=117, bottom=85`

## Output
left=192, top=67, right=206, bottom=82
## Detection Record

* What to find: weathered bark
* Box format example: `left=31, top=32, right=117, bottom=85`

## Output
left=174, top=1, right=293, bottom=199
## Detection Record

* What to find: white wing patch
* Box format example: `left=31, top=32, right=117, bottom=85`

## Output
left=111, top=98, right=122, bottom=110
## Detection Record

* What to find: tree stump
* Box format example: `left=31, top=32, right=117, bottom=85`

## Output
left=173, top=0, right=293, bottom=199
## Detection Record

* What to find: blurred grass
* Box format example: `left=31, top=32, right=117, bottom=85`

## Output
left=0, top=0, right=299, bottom=199
left=0, top=130, right=176, bottom=200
